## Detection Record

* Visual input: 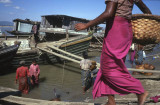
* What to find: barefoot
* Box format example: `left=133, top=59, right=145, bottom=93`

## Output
left=105, top=102, right=110, bottom=105
left=105, top=95, right=116, bottom=105
left=138, top=91, right=149, bottom=105
left=105, top=101, right=116, bottom=105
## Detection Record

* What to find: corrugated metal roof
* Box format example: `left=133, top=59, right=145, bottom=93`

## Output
left=41, top=14, right=90, bottom=22
left=13, top=18, right=41, bottom=25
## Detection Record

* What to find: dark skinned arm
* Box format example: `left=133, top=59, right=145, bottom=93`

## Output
left=135, top=0, right=152, bottom=14
left=75, top=1, right=117, bottom=31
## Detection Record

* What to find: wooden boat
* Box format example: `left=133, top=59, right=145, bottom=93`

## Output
left=0, top=41, right=21, bottom=69
left=1, top=15, right=96, bottom=68
left=0, top=29, right=2, bottom=36
left=7, top=18, right=40, bottom=35
left=0, top=35, right=40, bottom=68
left=37, top=34, right=92, bottom=63
left=37, top=15, right=95, bottom=64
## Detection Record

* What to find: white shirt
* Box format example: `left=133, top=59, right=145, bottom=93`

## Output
left=130, top=43, right=135, bottom=50
left=80, top=59, right=91, bottom=71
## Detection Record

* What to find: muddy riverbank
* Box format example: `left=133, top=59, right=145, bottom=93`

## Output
left=0, top=52, right=101, bottom=102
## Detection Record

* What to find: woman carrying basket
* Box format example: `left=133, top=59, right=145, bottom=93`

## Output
left=75, top=0, right=151, bottom=105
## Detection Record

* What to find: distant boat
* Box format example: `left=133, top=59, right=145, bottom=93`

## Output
left=0, top=41, right=21, bottom=69
left=0, top=29, right=2, bottom=36
left=6, top=18, right=40, bottom=35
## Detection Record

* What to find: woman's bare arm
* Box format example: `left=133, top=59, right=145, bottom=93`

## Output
left=75, top=1, right=117, bottom=31
left=135, top=0, right=152, bottom=14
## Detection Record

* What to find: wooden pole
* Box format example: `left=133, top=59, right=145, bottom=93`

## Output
left=93, top=35, right=102, bottom=45
left=38, top=47, right=160, bottom=73
left=127, top=68, right=160, bottom=73
left=37, top=47, right=80, bottom=64
left=47, top=45, right=83, bottom=60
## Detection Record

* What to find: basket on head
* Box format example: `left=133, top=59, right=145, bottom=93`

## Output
left=131, top=14, right=160, bottom=45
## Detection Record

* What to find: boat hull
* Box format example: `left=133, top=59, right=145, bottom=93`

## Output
left=0, top=44, right=20, bottom=73
left=6, top=35, right=92, bottom=68
left=39, top=35, right=92, bottom=64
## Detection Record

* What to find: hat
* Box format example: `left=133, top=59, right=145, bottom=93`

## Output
left=19, top=60, right=25, bottom=65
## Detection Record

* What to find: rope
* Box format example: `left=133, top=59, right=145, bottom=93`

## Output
left=61, top=29, right=69, bottom=88
left=61, top=60, right=65, bottom=88
left=93, top=34, right=103, bottom=45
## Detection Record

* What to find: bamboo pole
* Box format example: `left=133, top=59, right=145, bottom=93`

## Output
left=128, top=68, right=160, bottom=73
left=38, top=47, right=160, bottom=73
left=37, top=47, right=80, bottom=64
left=47, top=45, right=83, bottom=60
left=93, top=35, right=103, bottom=45
left=145, top=52, right=160, bottom=58
left=47, top=45, right=100, bottom=68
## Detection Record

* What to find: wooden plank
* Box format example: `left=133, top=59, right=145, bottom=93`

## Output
left=128, top=68, right=160, bottom=73
left=47, top=45, right=83, bottom=60
left=37, top=47, right=80, bottom=64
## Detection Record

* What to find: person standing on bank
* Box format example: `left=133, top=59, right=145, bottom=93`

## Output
left=32, top=22, right=39, bottom=43
left=80, top=51, right=91, bottom=94
left=130, top=43, right=136, bottom=67
left=136, top=44, right=145, bottom=65
left=75, top=0, right=151, bottom=105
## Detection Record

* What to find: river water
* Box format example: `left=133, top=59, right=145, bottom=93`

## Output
left=0, top=49, right=160, bottom=103
left=0, top=27, right=13, bottom=36
left=0, top=52, right=101, bottom=102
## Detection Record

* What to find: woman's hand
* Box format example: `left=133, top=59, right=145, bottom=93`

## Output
left=74, top=2, right=117, bottom=32
left=75, top=23, right=88, bottom=31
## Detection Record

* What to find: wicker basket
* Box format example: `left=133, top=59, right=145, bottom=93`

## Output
left=131, top=14, right=160, bottom=45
